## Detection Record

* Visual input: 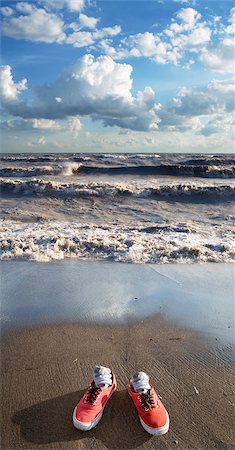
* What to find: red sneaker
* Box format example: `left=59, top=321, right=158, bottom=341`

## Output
left=128, top=372, right=169, bottom=435
left=73, top=367, right=117, bottom=431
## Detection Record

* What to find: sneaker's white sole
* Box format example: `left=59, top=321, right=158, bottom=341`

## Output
left=139, top=412, right=170, bottom=435
left=73, top=408, right=103, bottom=431
left=73, top=388, right=116, bottom=431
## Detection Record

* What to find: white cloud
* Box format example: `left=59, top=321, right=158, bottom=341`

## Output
left=32, top=118, right=57, bottom=129
left=102, top=32, right=172, bottom=64
left=2, top=61, right=233, bottom=136
left=173, top=0, right=190, bottom=3
left=38, top=136, right=46, bottom=144
left=1, top=4, right=120, bottom=48
left=158, top=78, right=234, bottom=134
left=78, top=13, right=99, bottom=29
left=68, top=117, right=82, bottom=135
left=65, top=22, right=121, bottom=48
left=200, top=113, right=234, bottom=137
left=61, top=0, right=85, bottom=11
left=124, top=32, right=169, bottom=60
left=65, top=31, right=94, bottom=48
left=228, top=6, right=235, bottom=23
left=99, top=7, right=212, bottom=67
left=40, top=0, right=85, bottom=12
left=95, top=7, right=232, bottom=75
left=16, top=2, right=36, bottom=14
left=226, top=23, right=235, bottom=34
left=1, top=117, right=59, bottom=131
left=171, top=23, right=211, bottom=48
left=0, top=6, right=14, bottom=16
left=198, top=6, right=235, bottom=74
left=199, top=38, right=234, bottom=74
left=0, top=56, right=161, bottom=132
left=0, top=3, right=233, bottom=76
left=93, top=25, right=121, bottom=39
left=0, top=65, right=27, bottom=102
left=208, top=78, right=235, bottom=95
left=4, top=76, right=233, bottom=139
left=2, top=7, right=65, bottom=43
left=175, top=7, right=201, bottom=31
left=55, top=97, right=62, bottom=103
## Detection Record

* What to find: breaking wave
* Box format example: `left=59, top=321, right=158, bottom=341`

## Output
left=1, top=178, right=234, bottom=198
left=0, top=162, right=82, bottom=178
left=1, top=164, right=235, bottom=178
left=1, top=221, right=234, bottom=264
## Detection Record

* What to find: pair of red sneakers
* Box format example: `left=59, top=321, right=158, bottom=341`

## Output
left=73, top=367, right=169, bottom=436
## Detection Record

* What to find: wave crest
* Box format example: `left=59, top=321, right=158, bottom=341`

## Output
left=1, top=178, right=234, bottom=198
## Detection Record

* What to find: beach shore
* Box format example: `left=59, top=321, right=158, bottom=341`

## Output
left=1, top=261, right=234, bottom=449
left=1, top=317, right=234, bottom=450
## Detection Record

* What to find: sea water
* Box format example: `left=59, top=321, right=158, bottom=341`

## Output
left=1, top=152, right=234, bottom=263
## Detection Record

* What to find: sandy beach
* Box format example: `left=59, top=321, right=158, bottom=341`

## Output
left=1, top=261, right=234, bottom=450
left=1, top=0, right=235, bottom=445
left=1, top=318, right=234, bottom=450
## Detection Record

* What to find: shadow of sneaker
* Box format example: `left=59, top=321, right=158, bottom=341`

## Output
left=12, top=389, right=152, bottom=449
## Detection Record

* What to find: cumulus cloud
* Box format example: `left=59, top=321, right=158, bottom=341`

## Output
left=1, top=117, right=58, bottom=131
left=1, top=116, right=83, bottom=135
left=158, top=78, right=235, bottom=134
left=174, top=7, right=201, bottom=31
left=99, top=7, right=212, bottom=67
left=170, top=23, right=211, bottom=48
left=97, top=7, right=233, bottom=75
left=1, top=3, right=120, bottom=49
left=200, top=113, right=234, bottom=137
left=38, top=136, right=46, bottom=144
left=32, top=118, right=57, bottom=129
left=0, top=56, right=161, bottom=132
left=0, top=3, right=234, bottom=75
left=197, top=6, right=235, bottom=74
left=0, top=6, right=14, bottom=16
left=65, top=31, right=94, bottom=48
left=2, top=7, right=65, bottom=43
left=40, top=0, right=85, bottom=12
left=0, top=65, right=27, bottom=102
left=16, top=2, right=36, bottom=14
left=98, top=6, right=233, bottom=73
left=1, top=60, right=234, bottom=135
left=199, top=38, right=234, bottom=74
left=68, top=117, right=82, bottom=134
left=78, top=13, right=99, bottom=29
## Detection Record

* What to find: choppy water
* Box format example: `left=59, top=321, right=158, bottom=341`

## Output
left=1, top=153, right=234, bottom=263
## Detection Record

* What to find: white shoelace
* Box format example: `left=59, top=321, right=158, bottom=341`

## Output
left=93, top=366, right=112, bottom=388
left=131, top=372, right=151, bottom=394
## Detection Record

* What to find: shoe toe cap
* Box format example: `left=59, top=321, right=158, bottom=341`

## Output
left=144, top=409, right=168, bottom=429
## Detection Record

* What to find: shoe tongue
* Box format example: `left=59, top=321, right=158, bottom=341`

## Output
left=93, top=366, right=112, bottom=388
left=131, top=372, right=150, bottom=394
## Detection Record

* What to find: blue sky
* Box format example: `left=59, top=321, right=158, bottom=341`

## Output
left=0, top=0, right=234, bottom=153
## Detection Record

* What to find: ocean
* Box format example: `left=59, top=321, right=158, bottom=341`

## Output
left=1, top=152, right=234, bottom=264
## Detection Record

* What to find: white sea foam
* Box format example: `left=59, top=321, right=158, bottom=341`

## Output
left=1, top=178, right=234, bottom=198
left=1, top=221, right=234, bottom=264
left=1, top=153, right=234, bottom=265
left=59, top=162, right=81, bottom=176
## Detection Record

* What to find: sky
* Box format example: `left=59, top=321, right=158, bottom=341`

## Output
left=0, top=0, right=234, bottom=153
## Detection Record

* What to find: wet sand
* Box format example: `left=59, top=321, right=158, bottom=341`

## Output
left=1, top=261, right=234, bottom=343
left=1, top=261, right=234, bottom=449
left=1, top=317, right=234, bottom=450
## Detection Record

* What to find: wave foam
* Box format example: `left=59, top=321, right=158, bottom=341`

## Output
left=1, top=178, right=235, bottom=198
left=1, top=221, right=234, bottom=264
left=1, top=163, right=234, bottom=179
